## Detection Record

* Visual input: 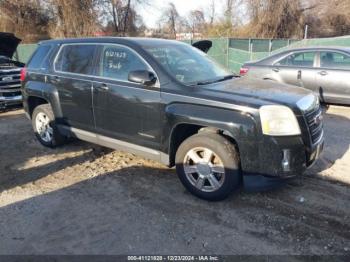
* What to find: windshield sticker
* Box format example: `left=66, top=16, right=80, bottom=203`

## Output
left=176, top=75, right=185, bottom=82
left=105, top=50, right=127, bottom=59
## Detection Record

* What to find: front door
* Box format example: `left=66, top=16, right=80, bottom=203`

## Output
left=273, top=51, right=317, bottom=91
left=52, top=44, right=97, bottom=131
left=92, top=44, right=161, bottom=150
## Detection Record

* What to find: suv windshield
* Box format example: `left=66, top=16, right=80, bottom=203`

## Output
left=142, top=43, right=233, bottom=85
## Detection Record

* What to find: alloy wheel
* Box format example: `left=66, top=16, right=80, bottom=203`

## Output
left=35, top=112, right=53, bottom=143
left=183, top=147, right=225, bottom=192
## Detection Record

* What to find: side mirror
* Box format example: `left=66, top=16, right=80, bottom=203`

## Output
left=128, top=70, right=157, bottom=86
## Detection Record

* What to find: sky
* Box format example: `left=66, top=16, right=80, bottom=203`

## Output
left=137, top=0, right=222, bottom=28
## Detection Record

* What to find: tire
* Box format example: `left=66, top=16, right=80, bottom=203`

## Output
left=32, top=104, right=66, bottom=148
left=175, top=133, right=241, bottom=201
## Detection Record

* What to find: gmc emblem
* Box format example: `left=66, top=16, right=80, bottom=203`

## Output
left=314, top=114, right=323, bottom=125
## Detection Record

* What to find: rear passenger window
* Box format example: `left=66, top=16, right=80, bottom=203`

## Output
left=320, top=52, right=350, bottom=70
left=276, top=52, right=315, bottom=67
left=28, top=45, right=52, bottom=69
left=55, top=45, right=96, bottom=75
left=98, top=45, right=150, bottom=81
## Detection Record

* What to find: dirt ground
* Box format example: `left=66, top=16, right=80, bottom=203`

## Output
left=0, top=106, right=349, bottom=255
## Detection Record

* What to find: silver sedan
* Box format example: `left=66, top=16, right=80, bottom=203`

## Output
left=240, top=47, right=350, bottom=105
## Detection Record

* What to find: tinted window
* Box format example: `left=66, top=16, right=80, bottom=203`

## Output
left=27, top=45, right=52, bottom=69
left=98, top=45, right=149, bottom=81
left=320, top=52, right=350, bottom=69
left=276, top=52, right=315, bottom=67
left=55, top=45, right=96, bottom=75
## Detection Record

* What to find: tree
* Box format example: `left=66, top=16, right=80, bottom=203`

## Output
left=98, top=0, right=148, bottom=36
left=186, top=10, right=206, bottom=36
left=0, top=0, right=50, bottom=42
left=245, top=0, right=305, bottom=38
left=48, top=0, right=98, bottom=38
left=158, top=2, right=180, bottom=39
left=208, top=0, right=215, bottom=26
left=305, top=0, right=350, bottom=37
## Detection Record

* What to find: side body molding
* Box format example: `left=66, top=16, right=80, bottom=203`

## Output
left=58, top=126, right=170, bottom=166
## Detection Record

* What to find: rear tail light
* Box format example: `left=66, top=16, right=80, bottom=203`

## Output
left=20, top=67, right=27, bottom=81
left=239, top=67, right=249, bottom=76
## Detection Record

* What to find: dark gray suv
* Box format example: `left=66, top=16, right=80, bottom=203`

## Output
left=240, top=47, right=350, bottom=106
left=21, top=38, right=324, bottom=201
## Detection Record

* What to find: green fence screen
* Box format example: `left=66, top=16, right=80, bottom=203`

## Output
left=15, top=35, right=350, bottom=74
left=13, top=44, right=38, bottom=64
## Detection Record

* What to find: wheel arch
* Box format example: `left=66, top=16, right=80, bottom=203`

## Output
left=27, top=96, right=50, bottom=118
left=167, top=123, right=240, bottom=167
left=24, top=80, right=63, bottom=119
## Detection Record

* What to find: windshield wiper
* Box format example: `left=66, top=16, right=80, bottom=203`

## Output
left=193, top=74, right=236, bottom=86
left=216, top=74, right=236, bottom=82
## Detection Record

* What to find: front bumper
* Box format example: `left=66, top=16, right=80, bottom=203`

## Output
left=242, top=136, right=324, bottom=191
left=241, top=133, right=324, bottom=179
left=0, top=95, right=22, bottom=108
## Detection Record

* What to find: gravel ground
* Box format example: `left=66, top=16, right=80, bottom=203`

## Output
left=0, top=106, right=349, bottom=255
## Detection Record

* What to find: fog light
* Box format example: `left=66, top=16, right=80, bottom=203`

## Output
left=282, top=149, right=291, bottom=172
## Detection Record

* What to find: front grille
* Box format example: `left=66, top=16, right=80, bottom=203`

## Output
left=0, top=68, right=21, bottom=98
left=305, top=105, right=323, bottom=144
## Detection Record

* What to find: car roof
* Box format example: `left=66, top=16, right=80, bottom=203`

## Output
left=247, top=46, right=350, bottom=65
left=39, top=37, right=184, bottom=48
left=281, top=46, right=350, bottom=53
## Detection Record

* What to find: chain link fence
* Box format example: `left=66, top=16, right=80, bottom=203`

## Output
left=190, top=36, right=350, bottom=73
left=14, top=36, right=350, bottom=73
left=186, top=38, right=300, bottom=73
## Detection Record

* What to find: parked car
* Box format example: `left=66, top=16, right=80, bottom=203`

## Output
left=0, top=32, right=24, bottom=110
left=240, top=47, right=350, bottom=106
left=21, top=38, right=324, bottom=200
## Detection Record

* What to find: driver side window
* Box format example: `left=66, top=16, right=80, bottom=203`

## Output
left=99, top=45, right=150, bottom=81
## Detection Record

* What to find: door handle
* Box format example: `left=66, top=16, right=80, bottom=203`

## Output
left=272, top=68, right=280, bottom=72
left=318, top=71, right=328, bottom=76
left=51, top=76, right=61, bottom=83
left=297, top=70, right=302, bottom=80
left=96, top=83, right=109, bottom=91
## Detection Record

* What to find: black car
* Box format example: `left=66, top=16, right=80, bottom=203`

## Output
left=0, top=32, right=24, bottom=109
left=21, top=37, right=324, bottom=201
left=240, top=47, right=350, bottom=106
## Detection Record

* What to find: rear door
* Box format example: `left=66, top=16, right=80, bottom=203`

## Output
left=272, top=51, right=318, bottom=90
left=92, top=44, right=161, bottom=150
left=52, top=44, right=97, bottom=131
left=316, top=51, right=350, bottom=104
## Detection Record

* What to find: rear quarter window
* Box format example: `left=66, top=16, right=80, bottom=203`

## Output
left=27, top=45, right=53, bottom=69
left=320, top=52, right=350, bottom=70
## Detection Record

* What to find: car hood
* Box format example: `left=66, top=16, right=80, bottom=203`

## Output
left=0, top=32, right=21, bottom=58
left=197, top=77, right=315, bottom=112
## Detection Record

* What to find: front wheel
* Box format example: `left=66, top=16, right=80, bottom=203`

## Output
left=175, top=133, right=241, bottom=201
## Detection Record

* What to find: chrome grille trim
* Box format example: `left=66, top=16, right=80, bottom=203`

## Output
left=305, top=105, right=323, bottom=144
left=0, top=67, right=21, bottom=100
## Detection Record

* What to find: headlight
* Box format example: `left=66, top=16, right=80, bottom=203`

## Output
left=260, top=105, right=301, bottom=136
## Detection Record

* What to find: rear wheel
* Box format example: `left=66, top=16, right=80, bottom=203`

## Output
left=32, top=104, right=66, bottom=148
left=175, top=133, right=241, bottom=201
